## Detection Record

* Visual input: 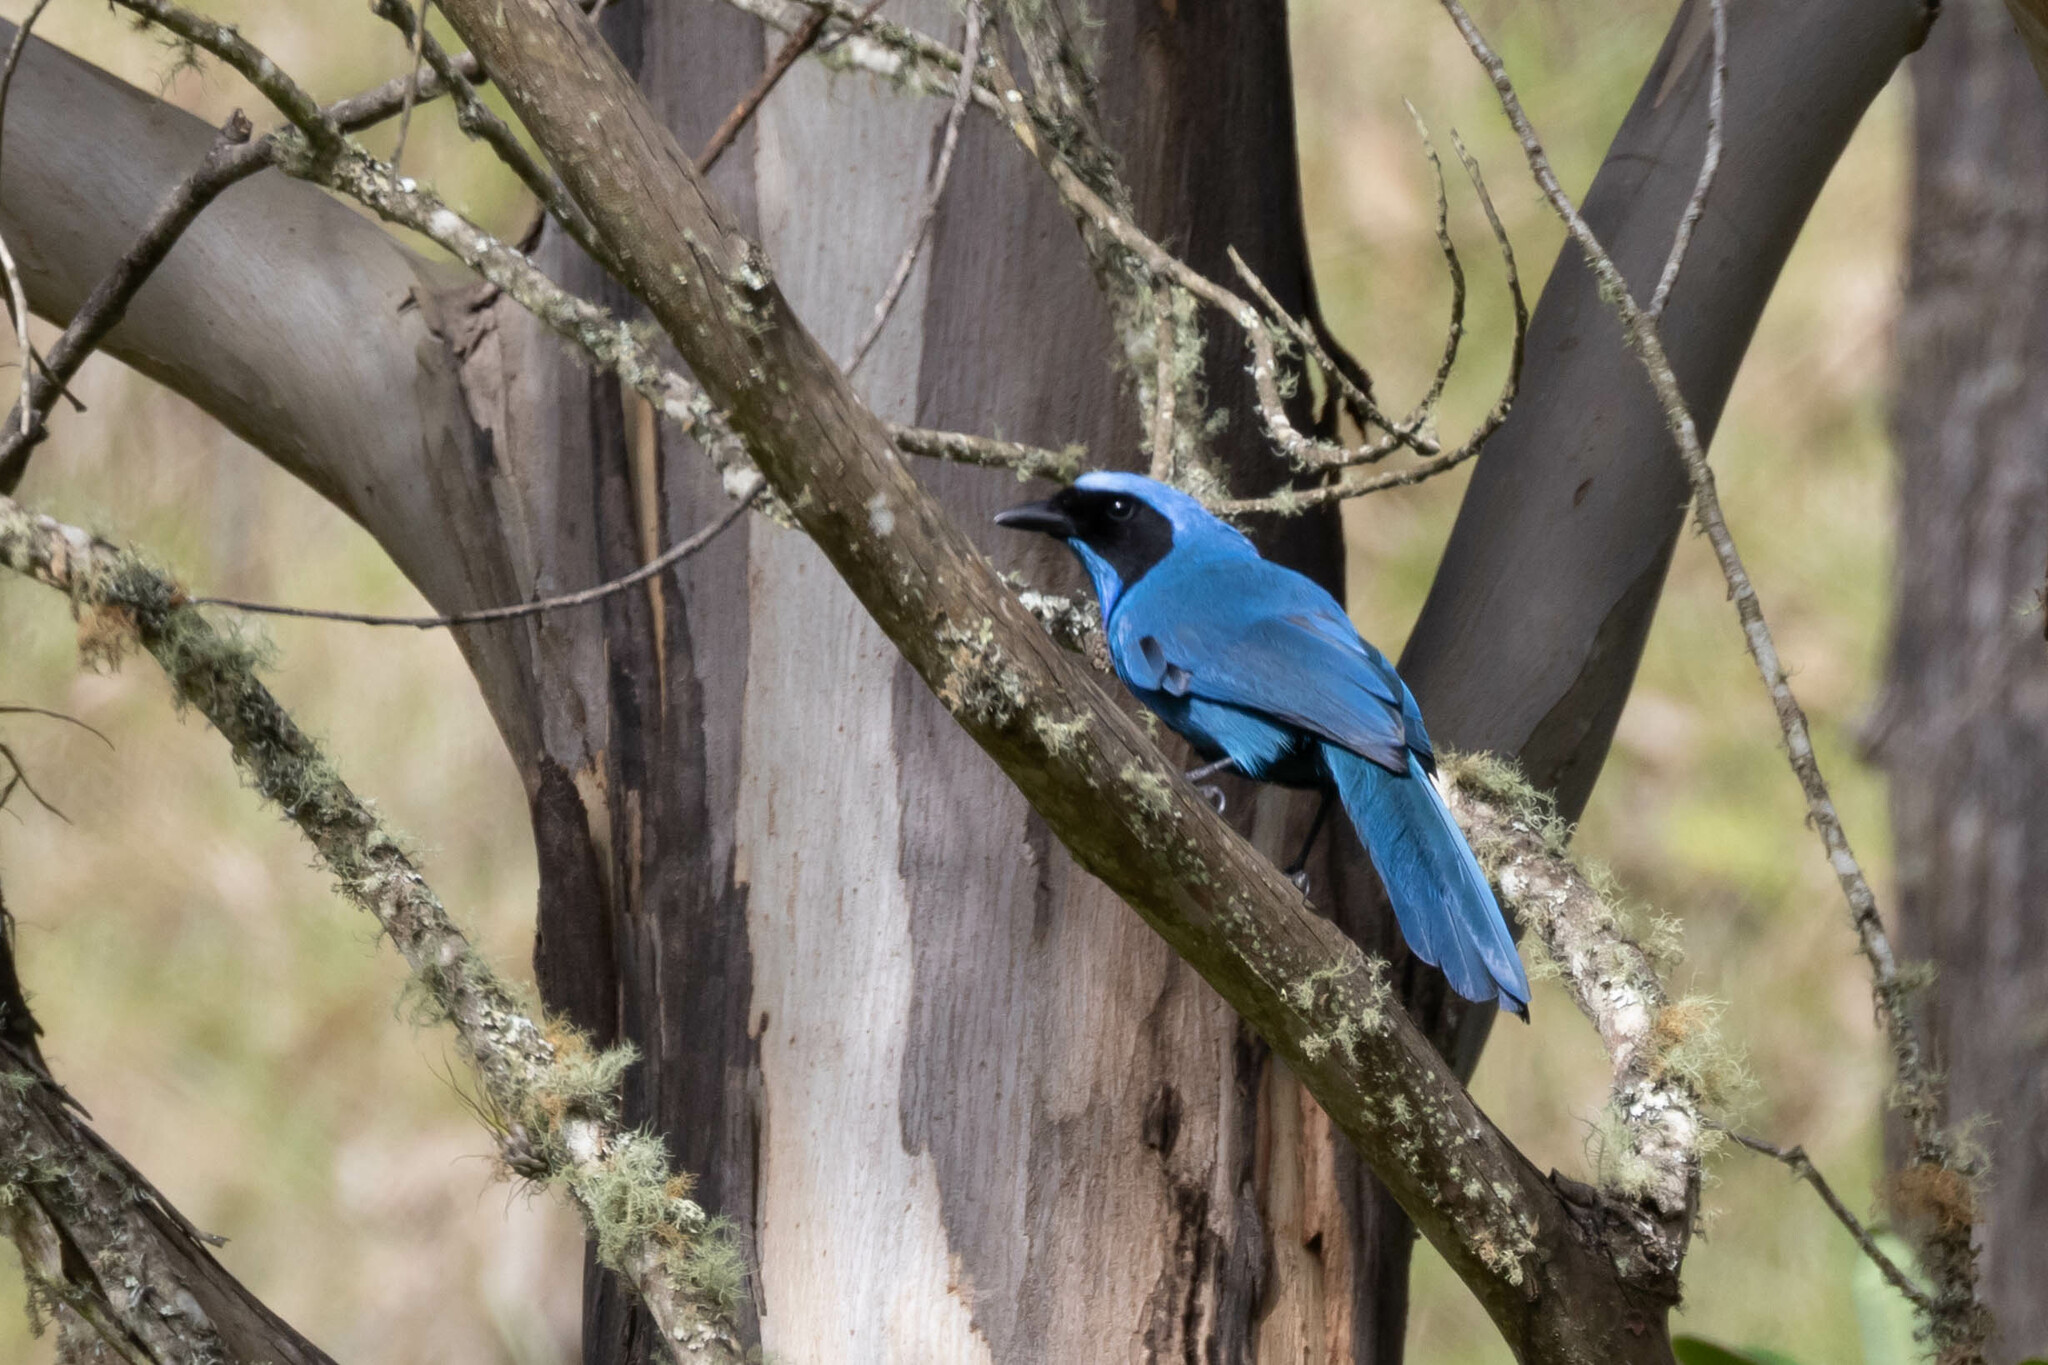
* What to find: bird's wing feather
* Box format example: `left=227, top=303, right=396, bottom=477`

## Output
left=1114, top=563, right=1416, bottom=772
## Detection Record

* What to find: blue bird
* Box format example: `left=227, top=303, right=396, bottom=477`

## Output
left=997, top=471, right=1530, bottom=1017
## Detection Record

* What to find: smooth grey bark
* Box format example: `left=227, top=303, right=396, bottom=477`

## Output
left=0, top=21, right=536, bottom=745
left=1884, top=2, right=2048, bottom=1353
left=522, top=2, right=1346, bottom=1359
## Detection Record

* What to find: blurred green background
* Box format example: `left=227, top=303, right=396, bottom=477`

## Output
left=0, top=0, right=1914, bottom=1361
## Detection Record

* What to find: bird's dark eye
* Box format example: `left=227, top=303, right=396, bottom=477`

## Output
left=1106, top=496, right=1136, bottom=522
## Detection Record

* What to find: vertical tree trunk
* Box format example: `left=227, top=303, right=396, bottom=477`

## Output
left=1885, top=3, right=2048, bottom=1353
left=487, top=2, right=1350, bottom=1361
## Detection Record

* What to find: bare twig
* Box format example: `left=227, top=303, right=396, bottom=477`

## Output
left=0, top=28, right=503, bottom=495
left=194, top=481, right=761, bottom=627
left=1439, top=0, right=1986, bottom=1351
left=812, top=0, right=889, bottom=54
left=696, top=4, right=833, bottom=173
left=0, top=741, right=66, bottom=821
left=327, top=49, right=484, bottom=131
left=0, top=704, right=113, bottom=748
left=0, top=0, right=56, bottom=198
left=0, top=231, right=29, bottom=441
left=107, top=0, right=342, bottom=158
left=0, top=0, right=46, bottom=445
left=1725, top=1132, right=1933, bottom=1313
left=1649, top=0, right=1727, bottom=319
left=389, top=0, right=434, bottom=175
left=0, top=112, right=259, bottom=493
left=846, top=3, right=982, bottom=375
left=369, top=0, right=609, bottom=265
left=1212, top=439, right=1483, bottom=517
left=1407, top=102, right=1466, bottom=445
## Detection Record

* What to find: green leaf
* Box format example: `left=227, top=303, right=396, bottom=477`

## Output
left=1672, top=1338, right=1803, bottom=1365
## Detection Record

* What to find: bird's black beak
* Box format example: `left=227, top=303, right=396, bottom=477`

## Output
left=994, top=500, right=1076, bottom=538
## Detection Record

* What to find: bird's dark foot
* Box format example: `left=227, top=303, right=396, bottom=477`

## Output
left=1288, top=867, right=1311, bottom=895
left=1197, top=784, right=1227, bottom=814
left=1184, top=757, right=1236, bottom=785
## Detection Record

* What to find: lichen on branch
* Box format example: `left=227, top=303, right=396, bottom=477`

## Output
left=0, top=494, right=747, bottom=1365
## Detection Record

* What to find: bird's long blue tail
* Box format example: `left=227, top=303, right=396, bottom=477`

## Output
left=1322, top=744, right=1530, bottom=1018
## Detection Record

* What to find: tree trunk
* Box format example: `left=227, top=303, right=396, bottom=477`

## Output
left=1885, top=2, right=2048, bottom=1354
left=489, top=2, right=1344, bottom=1360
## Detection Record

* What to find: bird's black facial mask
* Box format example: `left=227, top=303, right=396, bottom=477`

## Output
left=996, top=485, right=1176, bottom=591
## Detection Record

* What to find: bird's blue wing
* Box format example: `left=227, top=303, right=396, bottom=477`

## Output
left=1112, top=560, right=1418, bottom=773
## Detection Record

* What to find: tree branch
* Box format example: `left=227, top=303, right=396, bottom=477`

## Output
left=192, top=481, right=760, bottom=627
left=1723, top=1132, right=1933, bottom=1315
left=0, top=495, right=751, bottom=1365
left=368, top=0, right=609, bottom=266
left=0, top=885, right=338, bottom=1365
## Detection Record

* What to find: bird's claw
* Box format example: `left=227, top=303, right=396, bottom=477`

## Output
left=1288, top=867, right=1311, bottom=895
left=1197, top=784, right=1227, bottom=814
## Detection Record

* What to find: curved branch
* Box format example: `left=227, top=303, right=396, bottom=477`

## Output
left=0, top=18, right=534, bottom=736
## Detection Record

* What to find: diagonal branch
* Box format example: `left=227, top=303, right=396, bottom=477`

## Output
left=368, top=0, right=610, bottom=266
left=0, top=887, right=338, bottom=1365
left=1723, top=1131, right=1933, bottom=1315
left=417, top=0, right=1696, bottom=1353
left=0, top=495, right=750, bottom=1365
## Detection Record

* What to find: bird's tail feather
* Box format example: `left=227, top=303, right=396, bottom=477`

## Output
left=1322, top=744, right=1530, bottom=1018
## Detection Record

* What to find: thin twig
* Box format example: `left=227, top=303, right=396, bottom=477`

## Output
left=0, top=742, right=65, bottom=821
left=0, top=112, right=258, bottom=492
left=0, top=704, right=113, bottom=748
left=107, top=0, right=342, bottom=157
left=1406, top=101, right=1465, bottom=447
left=327, top=50, right=484, bottom=131
left=846, top=3, right=981, bottom=375
left=1211, top=438, right=1485, bottom=516
left=813, top=0, right=889, bottom=54
left=370, top=0, right=610, bottom=266
left=1438, top=0, right=1986, bottom=1351
left=0, top=0, right=55, bottom=198
left=0, top=0, right=44, bottom=445
left=0, top=232, right=29, bottom=441
left=0, top=42, right=500, bottom=494
left=696, top=5, right=833, bottom=173
left=1726, top=1132, right=1933, bottom=1313
left=194, top=481, right=761, bottom=626
left=390, top=0, right=434, bottom=176
left=1648, top=0, right=1726, bottom=319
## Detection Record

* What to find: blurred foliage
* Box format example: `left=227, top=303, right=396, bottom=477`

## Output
left=0, top=0, right=1917, bottom=1361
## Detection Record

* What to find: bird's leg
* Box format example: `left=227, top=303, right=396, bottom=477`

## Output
left=1283, top=790, right=1335, bottom=894
left=1184, top=757, right=1235, bottom=813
